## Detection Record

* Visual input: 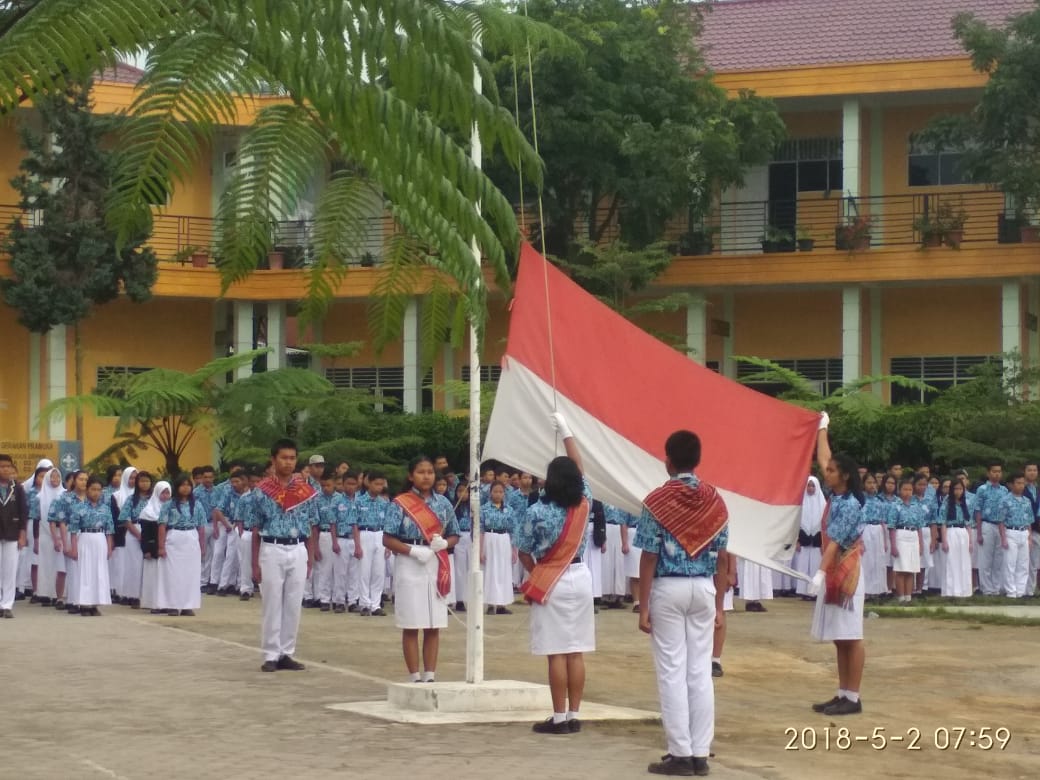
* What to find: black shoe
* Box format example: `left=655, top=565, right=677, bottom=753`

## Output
left=130, top=599, right=140, bottom=610
left=692, top=757, right=710, bottom=777
left=531, top=717, right=571, bottom=735
left=67, top=605, right=80, bottom=614
left=30, top=595, right=39, bottom=604
left=180, top=609, right=195, bottom=617
left=745, top=601, right=767, bottom=613
left=607, top=599, right=625, bottom=610
left=632, top=604, right=641, bottom=613
left=348, top=603, right=359, bottom=613
left=371, top=607, right=386, bottom=617
left=823, top=697, right=862, bottom=716
left=2, top=609, right=13, bottom=619
left=53, top=599, right=65, bottom=610
left=333, top=604, right=346, bottom=614
left=812, top=696, right=842, bottom=713
left=496, top=606, right=512, bottom=615
left=455, top=602, right=466, bottom=612
left=568, top=718, right=581, bottom=733
left=360, top=607, right=371, bottom=616
left=80, top=608, right=92, bottom=616
left=711, top=661, right=723, bottom=678
left=240, top=593, right=251, bottom=601
left=39, top=597, right=52, bottom=607
left=14, top=591, right=25, bottom=601
left=261, top=660, right=278, bottom=673
left=320, top=603, right=331, bottom=612
left=91, top=607, right=102, bottom=616
left=623, top=594, right=635, bottom=603
left=166, top=609, right=178, bottom=616
left=648, top=754, right=695, bottom=776
left=206, top=584, right=218, bottom=595
left=487, top=606, right=495, bottom=615
left=277, top=655, right=305, bottom=671
left=150, top=609, right=163, bottom=614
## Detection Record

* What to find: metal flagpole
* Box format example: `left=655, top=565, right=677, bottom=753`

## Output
left=465, top=31, right=485, bottom=686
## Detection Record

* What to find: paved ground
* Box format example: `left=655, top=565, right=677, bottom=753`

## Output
left=4, top=594, right=1039, bottom=779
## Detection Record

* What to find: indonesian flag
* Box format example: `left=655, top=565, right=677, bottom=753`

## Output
left=484, top=243, right=821, bottom=573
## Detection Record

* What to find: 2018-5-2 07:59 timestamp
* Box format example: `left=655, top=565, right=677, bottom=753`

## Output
left=784, top=726, right=1012, bottom=751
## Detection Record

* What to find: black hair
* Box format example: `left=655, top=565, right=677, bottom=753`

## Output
left=33, top=466, right=49, bottom=485
left=270, top=438, right=298, bottom=458
left=898, top=476, right=915, bottom=490
left=0, top=453, right=12, bottom=466
left=480, top=460, right=497, bottom=473
left=229, top=467, right=247, bottom=480
left=105, top=464, right=122, bottom=485
left=542, top=455, right=583, bottom=509
left=171, top=474, right=197, bottom=513
left=366, top=469, right=386, bottom=482
left=321, top=467, right=338, bottom=481
left=131, top=471, right=155, bottom=510
left=248, top=465, right=266, bottom=478
left=225, top=459, right=245, bottom=471
left=199, top=465, right=215, bottom=475
left=494, top=464, right=511, bottom=477
left=665, top=430, right=702, bottom=471
left=191, top=466, right=203, bottom=478
left=1009, top=471, right=1026, bottom=483
left=435, top=470, right=450, bottom=483
left=344, top=469, right=360, bottom=480
left=946, top=482, right=970, bottom=522
left=986, top=460, right=1003, bottom=470
left=400, top=455, right=434, bottom=494
left=881, top=474, right=897, bottom=495
left=912, top=472, right=929, bottom=486
left=86, top=475, right=105, bottom=490
left=830, top=452, right=865, bottom=506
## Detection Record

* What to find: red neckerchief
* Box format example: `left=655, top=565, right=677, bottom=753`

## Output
left=257, top=475, right=317, bottom=512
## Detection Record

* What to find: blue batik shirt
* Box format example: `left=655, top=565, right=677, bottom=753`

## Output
left=938, top=498, right=973, bottom=528
left=192, top=484, right=218, bottom=523
left=384, top=490, right=460, bottom=541
left=634, top=474, right=728, bottom=577
left=160, top=499, right=208, bottom=530
left=862, top=495, right=889, bottom=525
left=28, top=490, right=40, bottom=522
left=53, top=493, right=84, bottom=525
left=455, top=502, right=472, bottom=533
left=219, top=488, right=249, bottom=526
left=826, top=492, right=865, bottom=548
left=118, top=495, right=149, bottom=524
left=233, top=489, right=257, bottom=530
left=888, top=501, right=927, bottom=530
left=974, top=482, right=1010, bottom=523
left=316, top=491, right=355, bottom=536
left=507, top=488, right=534, bottom=518
left=481, top=503, right=516, bottom=535
left=355, top=492, right=390, bottom=531
left=999, top=493, right=1034, bottom=530
left=516, top=477, right=594, bottom=561
left=605, top=504, right=634, bottom=526
left=69, top=499, right=115, bottom=534
left=248, top=489, right=317, bottom=539
left=912, top=496, right=934, bottom=525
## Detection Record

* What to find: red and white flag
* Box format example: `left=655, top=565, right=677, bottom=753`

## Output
left=484, top=243, right=821, bottom=571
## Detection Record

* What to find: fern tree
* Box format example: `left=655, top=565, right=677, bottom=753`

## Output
left=0, top=0, right=563, bottom=338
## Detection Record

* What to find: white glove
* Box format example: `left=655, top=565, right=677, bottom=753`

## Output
left=409, top=545, right=434, bottom=564
left=550, top=412, right=574, bottom=440
left=429, top=534, right=448, bottom=553
left=807, top=569, right=826, bottom=596
left=818, top=411, right=830, bottom=431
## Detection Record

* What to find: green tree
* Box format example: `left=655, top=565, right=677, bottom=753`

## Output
left=489, top=0, right=785, bottom=255
left=38, top=350, right=334, bottom=476
left=0, top=79, right=158, bottom=441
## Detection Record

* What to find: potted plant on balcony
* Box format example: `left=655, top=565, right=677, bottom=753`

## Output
left=359, top=251, right=376, bottom=267
left=759, top=226, right=792, bottom=254
left=677, top=225, right=718, bottom=256
left=173, top=245, right=210, bottom=268
left=912, top=212, right=944, bottom=248
left=835, top=216, right=872, bottom=251
left=937, top=203, right=968, bottom=248
left=795, top=225, right=815, bottom=252
left=266, top=248, right=285, bottom=269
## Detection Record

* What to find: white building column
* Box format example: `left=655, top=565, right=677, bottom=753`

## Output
left=1003, top=283, right=1022, bottom=392
left=870, top=288, right=883, bottom=398
left=685, top=295, right=707, bottom=364
left=402, top=298, right=421, bottom=413
left=232, top=301, right=254, bottom=381
left=721, top=293, right=736, bottom=379
left=842, top=287, right=862, bottom=385
left=46, top=326, right=67, bottom=440
left=266, top=302, right=286, bottom=371
left=843, top=99, right=862, bottom=225
left=869, top=105, right=884, bottom=241
left=28, top=332, right=41, bottom=437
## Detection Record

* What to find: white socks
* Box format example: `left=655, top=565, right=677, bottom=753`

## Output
left=846, top=691, right=860, bottom=703
left=711, top=656, right=721, bottom=664
left=566, top=710, right=579, bottom=721
left=410, top=672, right=421, bottom=683
left=552, top=712, right=567, bottom=724
left=422, top=671, right=435, bottom=682
left=838, top=688, right=847, bottom=699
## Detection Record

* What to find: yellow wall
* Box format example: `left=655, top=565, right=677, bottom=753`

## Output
left=0, top=118, right=24, bottom=204
left=882, top=285, right=1001, bottom=363
left=321, top=301, right=402, bottom=366
left=733, top=290, right=842, bottom=358
left=0, top=303, right=30, bottom=440
left=67, top=299, right=216, bottom=474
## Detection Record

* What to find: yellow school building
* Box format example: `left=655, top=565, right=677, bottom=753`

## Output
left=0, top=0, right=1036, bottom=471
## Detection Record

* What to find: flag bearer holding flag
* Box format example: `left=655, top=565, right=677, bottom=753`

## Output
left=636, top=430, right=729, bottom=778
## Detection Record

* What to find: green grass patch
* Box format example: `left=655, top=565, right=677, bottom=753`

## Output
left=871, top=606, right=1040, bottom=627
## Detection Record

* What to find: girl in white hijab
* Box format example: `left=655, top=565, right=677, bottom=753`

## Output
left=18, top=459, right=52, bottom=597
left=140, top=481, right=170, bottom=614
left=110, top=467, right=137, bottom=604
left=793, top=476, right=827, bottom=598
left=35, top=468, right=66, bottom=605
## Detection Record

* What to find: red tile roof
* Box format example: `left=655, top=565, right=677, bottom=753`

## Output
left=96, top=62, right=145, bottom=85
left=698, top=0, right=1034, bottom=72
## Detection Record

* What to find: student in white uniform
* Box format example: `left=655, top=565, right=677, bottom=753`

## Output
left=35, top=468, right=66, bottom=607
left=859, top=474, right=890, bottom=601
left=737, top=555, right=772, bottom=612
left=938, top=479, right=973, bottom=597
left=118, top=470, right=153, bottom=609
left=600, top=504, right=629, bottom=609
left=452, top=483, right=473, bottom=612
left=139, top=481, right=170, bottom=614
left=354, top=472, right=390, bottom=616
left=481, top=482, right=517, bottom=615
left=57, top=471, right=88, bottom=614
left=793, top=476, right=827, bottom=599
left=68, top=476, right=114, bottom=616
left=157, top=476, right=207, bottom=617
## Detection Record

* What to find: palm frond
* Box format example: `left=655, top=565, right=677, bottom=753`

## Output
left=732, top=356, right=820, bottom=399
left=831, top=374, right=938, bottom=397
left=297, top=342, right=364, bottom=360
left=189, top=348, right=271, bottom=384
left=368, top=232, right=429, bottom=354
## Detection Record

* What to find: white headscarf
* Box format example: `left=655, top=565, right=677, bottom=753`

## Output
left=800, top=476, right=827, bottom=535
left=113, top=466, right=138, bottom=510
left=141, top=481, right=171, bottom=522
left=22, top=458, right=54, bottom=492
left=39, top=468, right=66, bottom=524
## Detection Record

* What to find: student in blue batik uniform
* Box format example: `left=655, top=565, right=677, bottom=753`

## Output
left=452, top=482, right=473, bottom=613
left=57, top=471, right=88, bottom=614
left=806, top=414, right=867, bottom=718
left=208, top=468, right=239, bottom=596
left=636, top=430, right=728, bottom=775
left=860, top=474, right=890, bottom=600
left=193, top=465, right=218, bottom=592
left=68, top=476, right=115, bottom=616
left=998, top=472, right=1034, bottom=598
left=324, top=469, right=359, bottom=614
left=938, top=479, right=974, bottom=597
left=481, top=482, right=517, bottom=615
left=888, top=478, right=925, bottom=604
left=911, top=473, right=935, bottom=594
left=383, top=456, right=460, bottom=683
left=622, top=508, right=642, bottom=611
left=516, top=414, right=594, bottom=736
left=601, top=503, right=631, bottom=609
left=974, top=461, right=1009, bottom=595
left=1026, top=463, right=1040, bottom=598
left=158, top=475, right=207, bottom=616
left=118, top=470, right=153, bottom=608
left=354, top=471, right=391, bottom=616
left=249, top=442, right=320, bottom=672
left=233, top=467, right=263, bottom=600
left=312, top=467, right=348, bottom=613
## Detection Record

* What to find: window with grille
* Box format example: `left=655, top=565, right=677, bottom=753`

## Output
left=889, top=355, right=996, bottom=404
left=772, top=138, right=843, bottom=193
left=461, top=365, right=503, bottom=383
left=907, top=135, right=975, bottom=187
left=324, top=366, right=432, bottom=412
left=737, top=358, right=843, bottom=398
left=94, top=366, right=152, bottom=409
left=705, top=361, right=720, bottom=373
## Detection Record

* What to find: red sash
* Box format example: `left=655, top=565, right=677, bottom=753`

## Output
left=395, top=492, right=451, bottom=598
left=257, top=476, right=317, bottom=512
left=520, top=498, right=589, bottom=605
left=642, top=480, right=728, bottom=557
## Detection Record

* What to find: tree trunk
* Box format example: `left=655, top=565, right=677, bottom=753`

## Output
left=164, top=450, right=180, bottom=479
left=73, top=321, right=84, bottom=444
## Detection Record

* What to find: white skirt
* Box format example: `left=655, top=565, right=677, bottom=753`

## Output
left=738, top=557, right=773, bottom=600
left=454, top=533, right=471, bottom=603
left=158, top=529, right=202, bottom=610
left=483, top=532, right=514, bottom=606
left=394, top=550, right=447, bottom=629
left=810, top=566, right=864, bottom=642
left=942, top=527, right=972, bottom=597
left=861, top=524, right=889, bottom=595
left=919, top=526, right=934, bottom=570
left=122, top=530, right=144, bottom=599
left=141, top=558, right=159, bottom=609
left=893, top=529, right=921, bottom=573
left=74, top=533, right=112, bottom=606
left=35, top=523, right=64, bottom=599
left=582, top=525, right=603, bottom=598
left=65, top=553, right=79, bottom=604
left=601, top=524, right=626, bottom=596
left=530, top=563, right=595, bottom=656
left=624, top=540, right=642, bottom=579
left=109, top=547, right=125, bottom=595
left=792, top=545, right=822, bottom=595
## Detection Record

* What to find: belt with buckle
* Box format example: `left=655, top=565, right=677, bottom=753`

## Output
left=261, top=535, right=302, bottom=545
left=894, top=526, right=918, bottom=532
left=318, top=526, right=331, bottom=532
left=396, top=537, right=430, bottom=546
left=359, top=526, right=383, bottom=532
left=486, top=529, right=510, bottom=535
left=80, top=528, right=106, bottom=534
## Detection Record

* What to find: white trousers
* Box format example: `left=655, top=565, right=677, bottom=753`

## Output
left=650, top=576, right=716, bottom=758
left=17, top=520, right=33, bottom=589
left=332, top=536, right=356, bottom=605
left=1003, top=529, right=1030, bottom=598
left=357, top=530, right=386, bottom=610
left=109, top=547, right=125, bottom=596
left=36, top=522, right=61, bottom=600
left=942, top=527, right=972, bottom=598
left=313, top=531, right=335, bottom=605
left=218, top=529, right=239, bottom=590
left=238, top=530, right=254, bottom=594
left=978, top=522, right=1004, bottom=595
left=861, top=524, right=888, bottom=595
left=209, top=525, right=229, bottom=586
left=454, top=533, right=471, bottom=603
left=1028, top=530, right=1040, bottom=597
left=582, top=525, right=603, bottom=598
left=200, top=524, right=215, bottom=586
left=601, top=524, right=626, bottom=597
left=259, top=541, right=308, bottom=662
left=122, top=530, right=144, bottom=600
left=0, top=540, right=19, bottom=610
